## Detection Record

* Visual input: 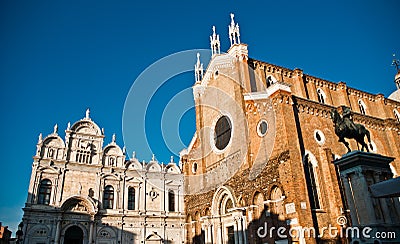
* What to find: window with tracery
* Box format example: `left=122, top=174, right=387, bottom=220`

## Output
left=128, top=187, right=135, bottom=210
left=38, top=179, right=52, bottom=205
left=270, top=186, right=285, bottom=220
left=253, top=192, right=265, bottom=219
left=317, top=88, right=326, bottom=104
left=218, top=193, right=233, bottom=215
left=358, top=100, right=367, bottom=115
left=214, top=116, right=232, bottom=151
left=168, top=190, right=175, bottom=212
left=266, top=75, right=277, bottom=88
left=76, top=141, right=92, bottom=164
left=305, top=154, right=322, bottom=209
left=103, top=185, right=114, bottom=209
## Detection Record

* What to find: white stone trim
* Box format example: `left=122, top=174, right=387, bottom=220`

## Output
left=244, top=82, right=291, bottom=101
left=313, top=129, right=326, bottom=146
left=257, top=119, right=269, bottom=137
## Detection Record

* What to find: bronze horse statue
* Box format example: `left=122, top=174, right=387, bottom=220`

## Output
left=330, top=108, right=371, bottom=153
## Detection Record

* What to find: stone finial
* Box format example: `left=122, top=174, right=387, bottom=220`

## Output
left=392, top=54, right=400, bottom=71
left=67, top=122, right=71, bottom=130
left=228, top=13, right=241, bottom=46
left=112, top=133, right=116, bottom=143
left=38, top=133, right=43, bottom=143
left=392, top=54, right=400, bottom=90
left=152, top=154, right=156, bottom=162
left=210, top=26, right=220, bottom=57
left=132, top=151, right=136, bottom=159
left=85, top=108, right=90, bottom=119
left=170, top=156, right=174, bottom=163
left=194, top=53, right=204, bottom=83
left=53, top=124, right=58, bottom=134
left=122, top=146, right=126, bottom=154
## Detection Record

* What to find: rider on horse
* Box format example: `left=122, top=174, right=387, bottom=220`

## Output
left=342, top=107, right=358, bottom=133
left=331, top=107, right=371, bottom=153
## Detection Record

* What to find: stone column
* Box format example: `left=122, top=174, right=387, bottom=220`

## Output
left=355, top=171, right=377, bottom=225
left=216, top=223, right=222, bottom=244
left=341, top=175, right=359, bottom=226
left=392, top=194, right=400, bottom=222
left=88, top=221, right=94, bottom=244
left=27, top=164, right=38, bottom=204
left=233, top=221, right=238, bottom=244
left=241, top=216, right=248, bottom=244
left=54, top=220, right=61, bottom=244
left=237, top=217, right=243, bottom=244
left=135, top=185, right=140, bottom=211
left=203, top=223, right=209, bottom=244
left=208, top=224, right=213, bottom=244
left=373, top=173, right=392, bottom=224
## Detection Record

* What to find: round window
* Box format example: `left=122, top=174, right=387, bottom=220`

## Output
left=314, top=130, right=326, bottom=145
left=257, top=120, right=268, bottom=137
left=214, top=116, right=232, bottom=151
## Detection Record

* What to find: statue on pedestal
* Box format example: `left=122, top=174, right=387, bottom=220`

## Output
left=331, top=107, right=371, bottom=153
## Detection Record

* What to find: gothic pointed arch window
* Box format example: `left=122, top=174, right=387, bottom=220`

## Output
left=103, top=185, right=114, bottom=209
left=317, top=88, right=326, bottom=104
left=270, top=186, right=284, bottom=220
left=127, top=187, right=135, bottom=210
left=394, top=109, right=400, bottom=123
left=218, top=193, right=233, bottom=215
left=358, top=100, right=367, bottom=115
left=225, top=198, right=233, bottom=213
left=304, top=153, right=322, bottom=209
left=38, top=179, right=52, bottom=205
left=168, top=190, right=175, bottom=212
left=253, top=191, right=265, bottom=219
left=266, top=75, right=277, bottom=88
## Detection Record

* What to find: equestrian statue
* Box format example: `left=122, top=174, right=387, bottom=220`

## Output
left=330, top=107, right=372, bottom=153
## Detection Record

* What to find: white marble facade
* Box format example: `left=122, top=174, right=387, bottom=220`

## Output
left=21, top=110, right=185, bottom=244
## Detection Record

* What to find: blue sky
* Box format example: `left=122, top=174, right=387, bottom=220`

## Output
left=0, top=0, right=399, bottom=234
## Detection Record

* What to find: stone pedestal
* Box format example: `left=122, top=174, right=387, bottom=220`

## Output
left=334, top=151, right=400, bottom=243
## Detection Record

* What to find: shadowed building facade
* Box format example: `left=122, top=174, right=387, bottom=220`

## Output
left=181, top=14, right=400, bottom=244
left=20, top=110, right=185, bottom=244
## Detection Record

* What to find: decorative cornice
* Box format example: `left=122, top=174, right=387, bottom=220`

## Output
left=249, top=58, right=400, bottom=104
left=294, top=96, right=400, bottom=133
left=293, top=96, right=334, bottom=119
left=249, top=59, right=293, bottom=78
left=245, top=101, right=273, bottom=115
left=347, top=88, right=377, bottom=101
left=271, top=93, right=293, bottom=107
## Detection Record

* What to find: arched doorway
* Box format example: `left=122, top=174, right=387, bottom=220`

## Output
left=64, top=225, right=83, bottom=244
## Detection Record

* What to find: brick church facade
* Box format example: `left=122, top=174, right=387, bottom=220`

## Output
left=181, top=14, right=400, bottom=244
